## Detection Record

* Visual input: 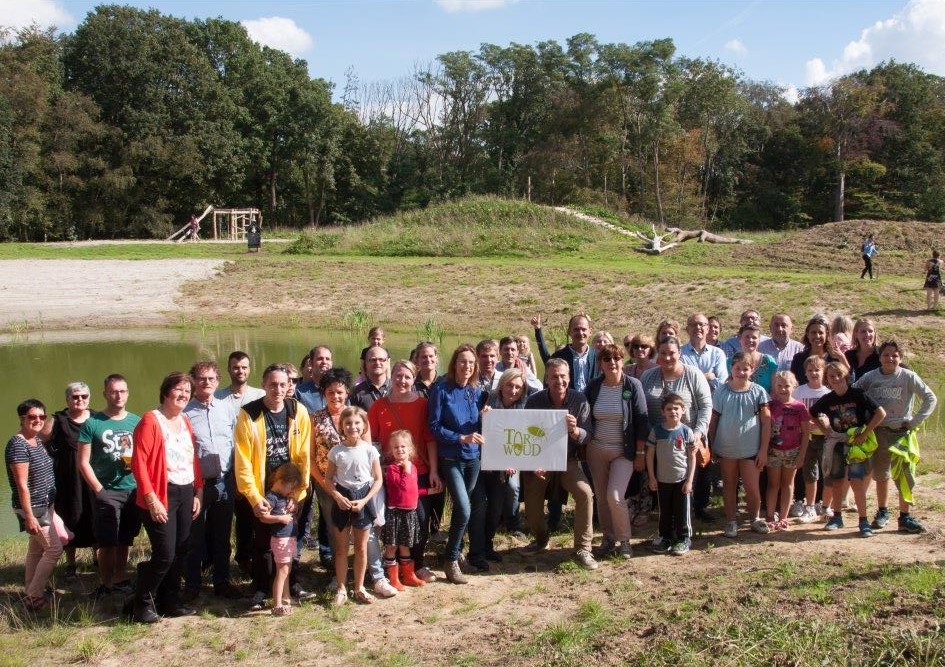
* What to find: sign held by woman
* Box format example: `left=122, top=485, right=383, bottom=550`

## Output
left=482, top=410, right=568, bottom=471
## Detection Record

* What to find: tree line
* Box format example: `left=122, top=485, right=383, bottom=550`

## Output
left=2, top=5, right=945, bottom=241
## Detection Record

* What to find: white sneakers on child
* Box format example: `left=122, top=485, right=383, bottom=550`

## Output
left=798, top=505, right=819, bottom=523
left=724, top=521, right=738, bottom=538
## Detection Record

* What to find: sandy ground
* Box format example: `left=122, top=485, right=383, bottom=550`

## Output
left=0, top=259, right=226, bottom=328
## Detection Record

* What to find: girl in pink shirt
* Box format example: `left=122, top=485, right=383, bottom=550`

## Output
left=382, top=430, right=427, bottom=589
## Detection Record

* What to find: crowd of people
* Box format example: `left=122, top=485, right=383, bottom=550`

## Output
left=5, top=313, right=938, bottom=619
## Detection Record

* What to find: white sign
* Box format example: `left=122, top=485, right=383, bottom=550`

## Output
left=481, top=409, right=568, bottom=472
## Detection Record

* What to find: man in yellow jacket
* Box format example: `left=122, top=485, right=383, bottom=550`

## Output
left=234, top=363, right=311, bottom=609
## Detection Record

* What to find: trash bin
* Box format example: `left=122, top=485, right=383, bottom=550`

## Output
left=247, top=223, right=261, bottom=252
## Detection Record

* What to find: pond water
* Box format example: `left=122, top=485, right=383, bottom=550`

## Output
left=0, top=327, right=466, bottom=536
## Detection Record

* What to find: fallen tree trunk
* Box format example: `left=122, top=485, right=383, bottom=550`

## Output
left=633, top=224, right=753, bottom=254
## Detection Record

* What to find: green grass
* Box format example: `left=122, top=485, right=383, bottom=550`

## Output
left=0, top=242, right=246, bottom=260
left=282, top=196, right=622, bottom=258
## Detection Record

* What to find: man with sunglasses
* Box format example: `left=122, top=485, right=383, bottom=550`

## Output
left=77, top=374, right=142, bottom=600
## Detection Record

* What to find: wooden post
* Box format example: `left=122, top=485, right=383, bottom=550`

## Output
left=604, top=174, right=608, bottom=205
left=527, top=176, right=532, bottom=203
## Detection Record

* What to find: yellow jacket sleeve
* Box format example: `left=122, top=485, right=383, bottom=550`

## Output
left=233, top=409, right=264, bottom=508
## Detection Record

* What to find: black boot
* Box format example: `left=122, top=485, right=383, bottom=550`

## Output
left=133, top=594, right=160, bottom=624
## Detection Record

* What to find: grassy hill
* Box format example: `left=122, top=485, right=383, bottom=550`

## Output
left=282, top=197, right=626, bottom=258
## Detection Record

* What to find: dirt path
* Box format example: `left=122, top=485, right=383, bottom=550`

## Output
left=0, top=259, right=225, bottom=329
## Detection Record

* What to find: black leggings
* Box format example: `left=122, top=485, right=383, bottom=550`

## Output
left=861, top=254, right=873, bottom=279
left=137, top=483, right=193, bottom=610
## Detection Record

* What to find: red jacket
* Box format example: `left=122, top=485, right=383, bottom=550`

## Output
left=132, top=410, right=203, bottom=510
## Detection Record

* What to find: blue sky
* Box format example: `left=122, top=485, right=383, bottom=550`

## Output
left=8, top=0, right=945, bottom=101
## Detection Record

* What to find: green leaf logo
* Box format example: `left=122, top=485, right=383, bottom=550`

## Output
left=527, top=426, right=546, bottom=438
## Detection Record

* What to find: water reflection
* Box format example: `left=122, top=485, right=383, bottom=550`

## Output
left=0, top=328, right=465, bottom=536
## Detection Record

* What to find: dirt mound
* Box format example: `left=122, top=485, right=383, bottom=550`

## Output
left=736, top=219, right=944, bottom=276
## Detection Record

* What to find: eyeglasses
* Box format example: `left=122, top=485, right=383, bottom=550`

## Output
left=25, top=413, right=46, bottom=421
left=70, top=394, right=90, bottom=400
left=195, top=376, right=217, bottom=383
left=367, top=358, right=388, bottom=364
left=289, top=377, right=300, bottom=384
left=631, top=344, right=650, bottom=351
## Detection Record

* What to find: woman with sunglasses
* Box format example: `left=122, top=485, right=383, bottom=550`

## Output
left=624, top=334, right=658, bottom=381
left=586, top=344, right=650, bottom=558
left=284, top=364, right=302, bottom=398
left=6, top=399, right=63, bottom=609
left=40, top=382, right=94, bottom=580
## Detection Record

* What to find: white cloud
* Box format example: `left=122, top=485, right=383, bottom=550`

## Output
left=435, top=0, right=518, bottom=13
left=805, top=0, right=945, bottom=85
left=240, top=16, right=314, bottom=57
left=0, top=0, right=73, bottom=31
left=782, top=84, right=800, bottom=105
left=805, top=57, right=830, bottom=86
left=724, top=39, right=747, bottom=55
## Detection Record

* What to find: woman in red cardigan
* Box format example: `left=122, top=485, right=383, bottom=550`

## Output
left=129, top=372, right=203, bottom=623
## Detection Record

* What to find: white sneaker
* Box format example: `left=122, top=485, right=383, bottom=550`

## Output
left=723, top=521, right=738, bottom=538
left=823, top=506, right=835, bottom=521
left=574, top=549, right=599, bottom=570
left=751, top=518, right=770, bottom=534
left=415, top=567, right=437, bottom=583
left=799, top=505, right=818, bottom=524
left=372, top=579, right=398, bottom=598
left=788, top=500, right=805, bottom=518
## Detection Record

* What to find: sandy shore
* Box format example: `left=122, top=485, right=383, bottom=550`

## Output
left=0, top=259, right=226, bottom=329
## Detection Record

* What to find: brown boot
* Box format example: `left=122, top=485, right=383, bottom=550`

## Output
left=444, top=560, right=468, bottom=585
left=399, top=559, right=425, bottom=587
left=384, top=560, right=405, bottom=591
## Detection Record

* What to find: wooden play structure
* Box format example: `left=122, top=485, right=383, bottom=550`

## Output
left=167, top=205, right=262, bottom=241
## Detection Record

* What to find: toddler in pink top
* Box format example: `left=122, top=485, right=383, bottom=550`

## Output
left=381, top=430, right=427, bottom=589
left=766, top=371, right=810, bottom=530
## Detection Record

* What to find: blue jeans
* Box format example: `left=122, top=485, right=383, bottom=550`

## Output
left=440, top=456, right=480, bottom=562
left=469, top=470, right=504, bottom=561
left=186, top=474, right=234, bottom=590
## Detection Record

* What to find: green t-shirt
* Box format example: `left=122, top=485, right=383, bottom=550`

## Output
left=78, top=411, right=141, bottom=492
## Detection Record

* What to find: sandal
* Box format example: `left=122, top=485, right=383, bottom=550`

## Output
left=766, top=520, right=780, bottom=532
left=778, top=518, right=791, bottom=530
left=353, top=588, right=374, bottom=605
left=271, top=606, right=292, bottom=617
left=334, top=586, right=348, bottom=607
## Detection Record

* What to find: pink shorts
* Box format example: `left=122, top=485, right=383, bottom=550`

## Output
left=270, top=536, right=294, bottom=564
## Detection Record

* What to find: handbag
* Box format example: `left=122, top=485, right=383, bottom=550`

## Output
left=694, top=439, right=711, bottom=469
